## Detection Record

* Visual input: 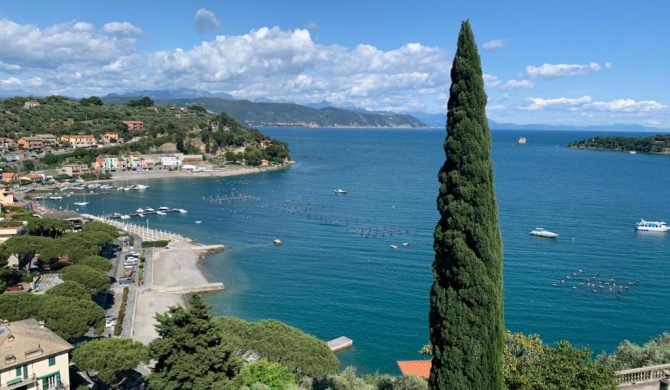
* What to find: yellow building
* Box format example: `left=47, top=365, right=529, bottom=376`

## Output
left=0, top=318, right=74, bottom=389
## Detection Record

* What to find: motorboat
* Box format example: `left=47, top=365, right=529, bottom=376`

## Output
left=195, top=221, right=202, bottom=224
left=136, top=208, right=144, bottom=213
left=158, top=206, right=170, bottom=211
left=273, top=239, right=282, bottom=245
left=138, top=213, right=144, bottom=217
left=144, top=207, right=155, bottom=213
left=334, top=189, right=348, bottom=194
left=156, top=211, right=167, bottom=216
left=73, top=201, right=89, bottom=206
left=629, top=150, right=637, bottom=154
left=111, top=212, right=122, bottom=218
left=390, top=244, right=398, bottom=249
left=134, top=184, right=149, bottom=190
left=518, top=137, right=527, bottom=145
left=636, top=219, right=670, bottom=232
left=530, top=228, right=558, bottom=238
left=48, top=196, right=63, bottom=200
left=120, top=215, right=131, bottom=220
left=178, top=209, right=188, bottom=214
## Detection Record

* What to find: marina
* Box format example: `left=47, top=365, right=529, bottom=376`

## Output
left=104, top=208, right=187, bottom=219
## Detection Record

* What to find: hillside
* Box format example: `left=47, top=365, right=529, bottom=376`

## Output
left=568, top=134, right=670, bottom=154
left=104, top=96, right=426, bottom=128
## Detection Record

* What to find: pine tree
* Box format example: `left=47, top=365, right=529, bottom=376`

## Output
left=148, top=294, right=242, bottom=390
left=429, top=20, right=504, bottom=390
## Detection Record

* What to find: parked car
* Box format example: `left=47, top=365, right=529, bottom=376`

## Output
left=5, top=284, right=24, bottom=291
left=105, top=315, right=117, bottom=328
left=118, top=277, right=135, bottom=285
left=125, top=254, right=139, bottom=260
left=123, top=259, right=139, bottom=267
left=128, top=251, right=140, bottom=257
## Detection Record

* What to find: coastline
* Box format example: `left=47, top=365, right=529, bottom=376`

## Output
left=92, top=163, right=292, bottom=184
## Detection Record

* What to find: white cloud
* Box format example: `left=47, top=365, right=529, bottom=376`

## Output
left=305, top=22, right=319, bottom=30
left=589, top=99, right=666, bottom=112
left=102, top=22, right=143, bottom=37
left=524, top=95, right=593, bottom=110
left=482, top=39, right=508, bottom=50
left=500, top=79, right=534, bottom=90
left=526, top=62, right=609, bottom=79
left=195, top=8, right=221, bottom=33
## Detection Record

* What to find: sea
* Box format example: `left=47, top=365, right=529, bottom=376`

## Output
left=44, top=127, right=670, bottom=375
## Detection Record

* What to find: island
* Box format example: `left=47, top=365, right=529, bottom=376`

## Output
left=568, top=134, right=670, bottom=154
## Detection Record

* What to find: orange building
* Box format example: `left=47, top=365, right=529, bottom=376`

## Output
left=122, top=120, right=144, bottom=131
left=17, top=137, right=44, bottom=150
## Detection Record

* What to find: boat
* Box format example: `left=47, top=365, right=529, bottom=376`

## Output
left=273, top=239, right=282, bottom=245
left=73, top=201, right=89, bottom=206
left=629, top=150, right=637, bottom=154
left=390, top=244, right=398, bottom=249
left=117, top=187, right=126, bottom=191
left=48, top=196, right=63, bottom=200
left=195, top=221, right=202, bottom=224
left=178, top=209, right=188, bottom=214
left=138, top=213, right=144, bottom=217
left=158, top=206, right=170, bottom=211
left=530, top=228, right=558, bottom=238
left=334, top=189, right=348, bottom=194
left=518, top=137, right=527, bottom=145
left=156, top=211, right=167, bottom=216
left=111, top=212, right=122, bottom=218
left=636, top=219, right=670, bottom=232
left=120, top=215, right=131, bottom=220
left=134, top=184, right=149, bottom=190
left=136, top=208, right=144, bottom=213
left=144, top=207, right=155, bottom=213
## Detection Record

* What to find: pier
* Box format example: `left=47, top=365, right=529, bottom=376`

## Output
left=327, top=336, right=353, bottom=352
left=84, top=214, right=188, bottom=243
left=203, top=192, right=259, bottom=204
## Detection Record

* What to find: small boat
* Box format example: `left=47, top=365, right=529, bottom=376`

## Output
left=195, top=221, right=202, bottom=224
left=136, top=208, right=144, bottom=213
left=111, top=212, right=122, bottom=218
left=390, top=244, right=398, bottom=249
left=178, top=209, right=188, bottom=214
left=629, top=150, right=637, bottom=154
left=518, top=137, right=527, bottom=145
left=48, top=196, right=63, bottom=200
left=158, top=206, right=170, bottom=211
left=156, top=211, right=167, bottom=216
left=134, top=184, right=149, bottom=190
left=145, top=207, right=155, bottom=213
left=334, top=189, right=348, bottom=194
left=530, top=228, right=558, bottom=238
left=138, top=213, right=144, bottom=217
left=636, top=219, right=670, bottom=232
left=73, top=201, right=89, bottom=206
left=273, top=239, right=282, bottom=245
left=120, top=215, right=131, bottom=220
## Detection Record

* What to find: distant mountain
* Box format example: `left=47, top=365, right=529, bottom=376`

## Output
left=104, top=89, right=234, bottom=100
left=145, top=97, right=425, bottom=128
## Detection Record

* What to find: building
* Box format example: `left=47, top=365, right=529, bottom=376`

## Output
left=0, top=221, right=26, bottom=243
left=121, top=121, right=144, bottom=131
left=396, top=360, right=431, bottom=379
left=94, top=155, right=121, bottom=171
left=0, top=137, right=14, bottom=150
left=61, top=164, right=88, bottom=177
left=160, top=156, right=182, bottom=168
left=1, top=173, right=17, bottom=183
left=17, top=138, right=44, bottom=151
left=4, top=154, right=20, bottom=162
left=103, top=132, right=119, bottom=143
left=59, top=135, right=96, bottom=149
left=23, top=101, right=40, bottom=109
left=0, top=187, right=14, bottom=206
left=20, top=174, right=45, bottom=183
left=0, top=318, right=74, bottom=389
left=35, top=135, right=58, bottom=148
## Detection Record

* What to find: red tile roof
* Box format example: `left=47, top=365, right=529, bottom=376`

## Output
left=397, top=360, right=431, bottom=378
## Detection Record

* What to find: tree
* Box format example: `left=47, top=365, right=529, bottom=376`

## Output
left=72, top=338, right=149, bottom=386
left=45, top=280, right=92, bottom=300
left=240, top=359, right=295, bottom=390
left=77, top=255, right=113, bottom=272
left=217, top=317, right=339, bottom=377
left=60, top=265, right=110, bottom=295
left=37, top=295, right=105, bottom=340
left=597, top=332, right=670, bottom=370
left=429, top=20, right=504, bottom=390
left=26, top=218, right=73, bottom=238
left=148, top=294, right=242, bottom=390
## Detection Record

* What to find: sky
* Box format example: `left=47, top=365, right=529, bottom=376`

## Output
left=0, top=0, right=669, bottom=127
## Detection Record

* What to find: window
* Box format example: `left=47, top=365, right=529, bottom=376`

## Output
left=48, top=356, right=56, bottom=366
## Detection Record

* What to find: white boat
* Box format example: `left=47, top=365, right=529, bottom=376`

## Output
left=117, top=187, right=126, bottom=191
left=144, top=207, right=155, bottom=213
left=112, top=212, right=122, bottom=218
left=390, top=244, right=398, bottom=249
left=629, top=150, right=637, bottom=154
left=136, top=208, right=144, bottom=213
left=334, top=189, right=348, bottom=194
left=120, top=215, right=131, bottom=220
left=195, top=221, right=202, bottom=224
left=134, top=184, right=149, bottom=190
left=273, top=239, right=282, bottom=245
left=636, top=219, right=670, bottom=232
left=73, top=201, right=89, bottom=206
left=138, top=213, right=144, bottom=217
left=158, top=206, right=170, bottom=211
left=48, top=196, right=63, bottom=200
left=156, top=211, right=167, bottom=216
left=178, top=209, right=188, bottom=214
left=530, top=228, right=558, bottom=238
left=518, top=137, right=527, bottom=145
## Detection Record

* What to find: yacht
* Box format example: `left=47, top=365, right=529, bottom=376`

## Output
left=120, top=215, right=131, bottom=220
left=334, top=189, right=348, bottom=194
left=144, top=207, right=155, bottom=213
left=518, top=137, right=527, bottom=145
left=73, top=201, right=89, bottom=206
left=390, top=244, right=398, bottom=249
left=136, top=208, right=144, bottom=213
left=134, top=184, right=149, bottom=190
left=156, top=211, right=167, bottom=216
left=178, top=209, right=188, bottom=214
left=530, top=228, right=558, bottom=238
left=636, top=219, right=670, bottom=232
left=273, top=239, right=282, bottom=245
left=48, top=196, right=63, bottom=200
left=158, top=206, right=170, bottom=211
left=629, top=150, right=637, bottom=154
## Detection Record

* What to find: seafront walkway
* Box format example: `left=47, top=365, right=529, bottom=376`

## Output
left=83, top=214, right=189, bottom=243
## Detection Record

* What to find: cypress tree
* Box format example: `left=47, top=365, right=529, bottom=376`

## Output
left=429, top=20, right=504, bottom=390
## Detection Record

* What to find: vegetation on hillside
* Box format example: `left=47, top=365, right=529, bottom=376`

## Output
left=430, top=20, right=505, bottom=389
left=597, top=332, right=670, bottom=370
left=568, top=134, right=670, bottom=153
left=0, top=95, right=290, bottom=168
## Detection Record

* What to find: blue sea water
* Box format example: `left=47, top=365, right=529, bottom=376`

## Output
left=49, top=128, right=670, bottom=375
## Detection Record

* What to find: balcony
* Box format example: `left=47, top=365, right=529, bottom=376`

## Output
left=1, top=374, right=36, bottom=390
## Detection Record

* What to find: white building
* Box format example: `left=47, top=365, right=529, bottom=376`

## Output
left=0, top=318, right=74, bottom=389
left=160, top=156, right=182, bottom=167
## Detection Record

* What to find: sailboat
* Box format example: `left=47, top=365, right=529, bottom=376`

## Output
left=74, top=193, right=89, bottom=206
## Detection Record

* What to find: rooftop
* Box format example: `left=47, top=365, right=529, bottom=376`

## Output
left=397, top=360, right=431, bottom=379
left=0, top=318, right=74, bottom=371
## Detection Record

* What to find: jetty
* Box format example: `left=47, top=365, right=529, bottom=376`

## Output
left=83, top=214, right=188, bottom=243
left=327, top=336, right=353, bottom=352
left=203, top=192, right=259, bottom=204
